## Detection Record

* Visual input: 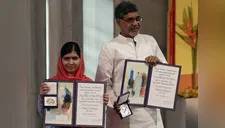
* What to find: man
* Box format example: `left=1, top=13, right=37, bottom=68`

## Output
left=95, top=1, right=167, bottom=128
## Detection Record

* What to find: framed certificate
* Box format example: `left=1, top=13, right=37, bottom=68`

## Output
left=121, top=59, right=181, bottom=110
left=44, top=80, right=106, bottom=127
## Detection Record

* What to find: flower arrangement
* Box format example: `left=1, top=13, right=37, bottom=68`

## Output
left=176, top=3, right=198, bottom=98
left=178, top=86, right=198, bottom=98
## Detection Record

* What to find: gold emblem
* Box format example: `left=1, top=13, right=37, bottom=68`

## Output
left=46, top=98, right=55, bottom=105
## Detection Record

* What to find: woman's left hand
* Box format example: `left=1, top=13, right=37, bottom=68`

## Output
left=103, top=93, right=109, bottom=105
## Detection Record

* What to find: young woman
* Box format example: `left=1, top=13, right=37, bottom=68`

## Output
left=38, top=41, right=109, bottom=128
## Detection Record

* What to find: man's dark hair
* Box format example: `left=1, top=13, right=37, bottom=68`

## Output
left=114, top=1, right=138, bottom=19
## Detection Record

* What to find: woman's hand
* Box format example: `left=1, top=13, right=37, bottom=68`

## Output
left=39, top=83, right=50, bottom=99
left=103, top=93, right=109, bottom=105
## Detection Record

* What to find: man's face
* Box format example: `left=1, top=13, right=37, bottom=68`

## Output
left=117, top=11, right=142, bottom=38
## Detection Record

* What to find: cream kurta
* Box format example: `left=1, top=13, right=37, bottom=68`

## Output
left=96, top=34, right=167, bottom=128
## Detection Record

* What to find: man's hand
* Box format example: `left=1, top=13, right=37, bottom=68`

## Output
left=113, top=102, right=121, bottom=114
left=113, top=99, right=130, bottom=114
left=145, top=56, right=161, bottom=67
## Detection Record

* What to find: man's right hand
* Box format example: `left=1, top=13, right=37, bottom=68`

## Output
left=39, top=83, right=50, bottom=99
left=113, top=99, right=130, bottom=114
left=113, top=102, right=121, bottom=114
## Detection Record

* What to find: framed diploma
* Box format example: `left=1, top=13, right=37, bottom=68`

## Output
left=121, top=59, right=181, bottom=110
left=43, top=80, right=106, bottom=127
left=117, top=92, right=133, bottom=119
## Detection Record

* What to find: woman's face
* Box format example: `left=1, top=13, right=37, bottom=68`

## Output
left=62, top=51, right=80, bottom=75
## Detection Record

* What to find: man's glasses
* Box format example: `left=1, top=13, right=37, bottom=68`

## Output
left=122, top=16, right=142, bottom=24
